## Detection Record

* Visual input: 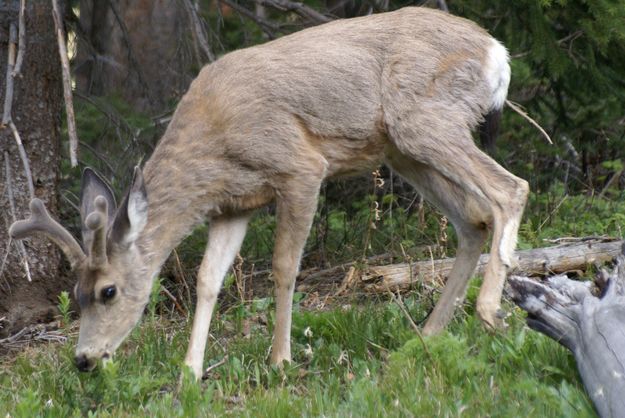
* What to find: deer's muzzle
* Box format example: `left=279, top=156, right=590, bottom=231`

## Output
left=74, top=354, right=96, bottom=372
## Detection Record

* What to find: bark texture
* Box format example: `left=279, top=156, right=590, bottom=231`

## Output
left=75, top=0, right=195, bottom=114
left=0, top=1, right=66, bottom=336
left=508, top=262, right=625, bottom=418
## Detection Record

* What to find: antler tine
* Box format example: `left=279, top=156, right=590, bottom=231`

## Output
left=9, top=198, right=86, bottom=269
left=85, top=195, right=109, bottom=268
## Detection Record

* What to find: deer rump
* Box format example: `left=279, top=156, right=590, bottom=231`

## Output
left=10, top=7, right=528, bottom=379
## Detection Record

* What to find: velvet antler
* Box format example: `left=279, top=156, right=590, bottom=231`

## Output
left=9, top=198, right=86, bottom=269
left=84, top=195, right=109, bottom=268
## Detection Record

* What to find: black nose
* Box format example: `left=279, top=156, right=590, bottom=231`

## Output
left=75, top=354, right=95, bottom=372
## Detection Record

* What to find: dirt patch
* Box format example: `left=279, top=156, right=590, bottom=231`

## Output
left=0, top=260, right=73, bottom=338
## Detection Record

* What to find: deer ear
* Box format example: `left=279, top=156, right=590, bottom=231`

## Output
left=109, top=167, right=148, bottom=248
left=81, top=168, right=116, bottom=248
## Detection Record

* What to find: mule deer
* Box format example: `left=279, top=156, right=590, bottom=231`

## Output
left=10, top=7, right=528, bottom=379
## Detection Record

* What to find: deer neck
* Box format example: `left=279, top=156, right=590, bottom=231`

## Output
left=136, top=157, right=221, bottom=279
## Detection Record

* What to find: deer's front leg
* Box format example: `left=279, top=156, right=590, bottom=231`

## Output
left=184, top=215, right=250, bottom=379
left=270, top=179, right=322, bottom=365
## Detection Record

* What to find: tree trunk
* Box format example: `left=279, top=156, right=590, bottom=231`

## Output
left=0, top=1, right=67, bottom=337
left=508, top=254, right=625, bottom=418
left=74, top=0, right=197, bottom=114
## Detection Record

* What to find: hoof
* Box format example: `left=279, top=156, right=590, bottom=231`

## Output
left=477, top=306, right=508, bottom=331
left=270, top=351, right=292, bottom=367
left=422, top=320, right=444, bottom=337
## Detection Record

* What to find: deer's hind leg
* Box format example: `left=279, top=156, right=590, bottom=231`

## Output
left=384, top=122, right=528, bottom=333
left=385, top=148, right=489, bottom=334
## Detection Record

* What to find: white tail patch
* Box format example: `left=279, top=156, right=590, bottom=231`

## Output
left=484, top=39, right=510, bottom=111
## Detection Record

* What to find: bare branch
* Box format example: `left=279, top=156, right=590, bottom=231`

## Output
left=387, top=288, right=432, bottom=360
left=12, top=0, right=26, bottom=76
left=2, top=19, right=35, bottom=201
left=202, top=355, right=228, bottom=380
left=505, top=100, right=553, bottom=145
left=4, top=152, right=32, bottom=282
left=436, top=0, right=449, bottom=12
left=2, top=22, right=17, bottom=125
left=0, top=233, right=12, bottom=287
left=160, top=286, right=187, bottom=316
left=51, top=0, right=79, bottom=167
left=0, top=322, right=69, bottom=350
left=8, top=121, right=34, bottom=200
left=255, top=0, right=332, bottom=24
left=105, top=0, right=155, bottom=105
left=220, top=0, right=281, bottom=38
left=599, top=168, right=622, bottom=198
left=182, top=0, right=215, bottom=63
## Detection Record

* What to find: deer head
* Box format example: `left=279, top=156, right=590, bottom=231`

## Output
left=10, top=167, right=150, bottom=371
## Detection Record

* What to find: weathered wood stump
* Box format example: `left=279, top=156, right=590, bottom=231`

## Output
left=508, top=250, right=625, bottom=418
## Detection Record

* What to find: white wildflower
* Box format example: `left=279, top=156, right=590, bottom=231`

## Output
left=337, top=350, right=348, bottom=365
left=304, top=326, right=313, bottom=338
left=304, top=343, right=314, bottom=359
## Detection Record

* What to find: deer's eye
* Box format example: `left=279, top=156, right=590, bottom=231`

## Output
left=101, top=286, right=117, bottom=302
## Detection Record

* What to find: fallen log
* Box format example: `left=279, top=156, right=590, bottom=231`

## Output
left=508, top=250, right=625, bottom=418
left=358, top=239, right=622, bottom=291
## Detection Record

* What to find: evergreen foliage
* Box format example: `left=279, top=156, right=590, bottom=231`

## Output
left=454, top=0, right=625, bottom=191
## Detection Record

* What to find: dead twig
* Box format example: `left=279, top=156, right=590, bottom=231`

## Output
left=0, top=232, right=13, bottom=288
left=0, top=326, right=28, bottom=344
left=182, top=0, right=215, bottom=63
left=543, top=236, right=615, bottom=244
left=599, top=169, right=622, bottom=198
left=505, top=100, right=553, bottom=145
left=297, top=253, right=393, bottom=284
left=233, top=253, right=246, bottom=303
left=2, top=22, right=17, bottom=125
left=538, top=193, right=568, bottom=231
left=386, top=288, right=432, bottom=360
left=12, top=0, right=26, bottom=77
left=255, top=0, right=331, bottom=24
left=0, top=19, right=34, bottom=199
left=0, top=322, right=68, bottom=350
left=173, top=249, right=192, bottom=306
left=202, top=355, right=229, bottom=380
left=8, top=121, right=34, bottom=199
left=74, top=91, right=134, bottom=134
left=4, top=151, right=32, bottom=282
left=161, top=286, right=187, bottom=316
left=220, top=0, right=281, bottom=38
left=333, top=265, right=358, bottom=296
left=51, top=0, right=79, bottom=167
left=78, top=140, right=116, bottom=175
left=436, top=0, right=449, bottom=12
left=105, top=0, right=157, bottom=105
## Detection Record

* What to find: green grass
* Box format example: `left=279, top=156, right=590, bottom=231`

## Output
left=0, top=281, right=595, bottom=417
